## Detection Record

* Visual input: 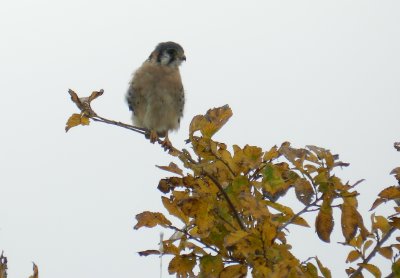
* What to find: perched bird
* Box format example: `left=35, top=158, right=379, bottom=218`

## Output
left=126, top=41, right=186, bottom=148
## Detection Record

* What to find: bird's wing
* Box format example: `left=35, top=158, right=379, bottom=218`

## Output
left=126, top=81, right=144, bottom=114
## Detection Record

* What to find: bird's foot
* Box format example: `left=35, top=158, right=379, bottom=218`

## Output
left=161, top=134, right=173, bottom=151
left=149, top=130, right=158, bottom=144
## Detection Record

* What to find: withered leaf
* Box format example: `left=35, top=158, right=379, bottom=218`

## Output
left=28, top=262, right=39, bottom=278
left=138, top=249, right=161, bottom=256
left=156, top=162, right=184, bottom=176
left=134, top=211, right=172, bottom=229
left=315, top=201, right=334, bottom=243
left=294, top=178, right=314, bottom=205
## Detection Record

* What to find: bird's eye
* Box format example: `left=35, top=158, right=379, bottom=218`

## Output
left=167, top=49, right=176, bottom=55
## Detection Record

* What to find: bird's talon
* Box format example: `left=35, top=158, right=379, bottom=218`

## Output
left=161, top=137, right=173, bottom=151
left=149, top=130, right=158, bottom=144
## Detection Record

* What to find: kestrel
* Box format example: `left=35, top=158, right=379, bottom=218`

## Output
left=126, top=41, right=186, bottom=148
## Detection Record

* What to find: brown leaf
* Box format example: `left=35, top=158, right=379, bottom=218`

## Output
left=316, top=201, right=334, bottom=243
left=156, top=162, right=184, bottom=176
left=68, top=89, right=103, bottom=116
left=138, top=249, right=161, bottom=256
left=0, top=252, right=7, bottom=278
left=134, top=211, right=172, bottom=229
left=28, top=262, right=39, bottom=278
left=358, top=263, right=381, bottom=278
left=65, top=113, right=90, bottom=132
left=294, top=178, right=314, bottom=205
left=219, top=265, right=247, bottom=278
left=378, top=246, right=393, bottom=260
left=370, top=198, right=385, bottom=211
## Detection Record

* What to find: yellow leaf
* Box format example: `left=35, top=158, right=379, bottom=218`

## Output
left=346, top=250, right=361, bottom=263
left=291, top=216, right=310, bottom=227
left=156, top=162, right=184, bottom=176
left=363, top=240, right=373, bottom=256
left=304, top=262, right=318, bottom=277
left=358, top=263, right=381, bottom=278
left=134, top=211, right=172, bottom=229
left=161, top=196, right=189, bottom=225
left=168, top=255, right=196, bottom=277
left=378, top=186, right=400, bottom=200
left=65, top=113, right=91, bottom=132
left=199, top=255, right=223, bottom=278
left=163, top=241, right=180, bottom=255
left=262, top=220, right=277, bottom=246
left=219, top=265, right=247, bottom=278
left=378, top=246, right=393, bottom=260
left=189, top=105, right=232, bottom=139
left=315, top=201, right=334, bottom=243
left=341, top=200, right=359, bottom=242
left=315, top=257, right=332, bottom=278
left=28, top=262, right=39, bottom=278
left=265, top=200, right=294, bottom=216
left=372, top=215, right=391, bottom=234
left=224, top=230, right=248, bottom=247
left=263, top=145, right=279, bottom=161
left=392, top=259, right=400, bottom=277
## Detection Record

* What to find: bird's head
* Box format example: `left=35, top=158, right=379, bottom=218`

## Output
left=149, top=41, right=186, bottom=67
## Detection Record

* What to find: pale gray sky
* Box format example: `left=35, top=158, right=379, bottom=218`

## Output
left=0, top=0, right=399, bottom=277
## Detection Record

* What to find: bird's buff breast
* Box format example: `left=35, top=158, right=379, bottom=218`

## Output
left=133, top=63, right=183, bottom=133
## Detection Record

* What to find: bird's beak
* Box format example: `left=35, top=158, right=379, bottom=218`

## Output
left=181, top=55, right=186, bottom=62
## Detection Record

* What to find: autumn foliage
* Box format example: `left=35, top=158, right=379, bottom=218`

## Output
left=65, top=90, right=400, bottom=277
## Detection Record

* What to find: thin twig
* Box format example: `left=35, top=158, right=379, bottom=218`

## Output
left=350, top=227, right=397, bottom=278
left=203, top=172, right=247, bottom=231
left=92, top=115, right=147, bottom=134
left=168, top=225, right=221, bottom=254
left=277, top=197, right=321, bottom=232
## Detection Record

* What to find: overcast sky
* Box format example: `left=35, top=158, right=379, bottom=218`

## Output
left=0, top=0, right=399, bottom=277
